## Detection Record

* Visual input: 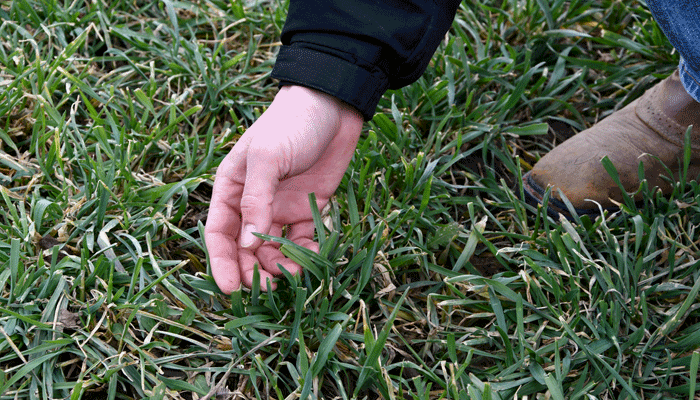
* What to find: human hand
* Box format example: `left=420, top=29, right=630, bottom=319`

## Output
left=205, top=86, right=364, bottom=293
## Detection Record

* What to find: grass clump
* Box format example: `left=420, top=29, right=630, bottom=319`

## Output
left=1, top=0, right=699, bottom=399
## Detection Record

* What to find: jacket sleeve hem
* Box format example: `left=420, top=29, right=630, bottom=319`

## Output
left=271, top=43, right=388, bottom=121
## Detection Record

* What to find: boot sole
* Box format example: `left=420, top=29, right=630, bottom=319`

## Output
left=521, top=172, right=617, bottom=221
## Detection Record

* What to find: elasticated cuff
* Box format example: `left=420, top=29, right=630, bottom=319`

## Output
left=271, top=43, right=389, bottom=121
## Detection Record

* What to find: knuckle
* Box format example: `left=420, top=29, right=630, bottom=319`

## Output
left=239, top=194, right=271, bottom=212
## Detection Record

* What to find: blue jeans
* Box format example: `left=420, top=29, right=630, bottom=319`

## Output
left=648, top=0, right=700, bottom=102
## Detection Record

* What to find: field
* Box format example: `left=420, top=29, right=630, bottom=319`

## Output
left=1, top=0, right=700, bottom=399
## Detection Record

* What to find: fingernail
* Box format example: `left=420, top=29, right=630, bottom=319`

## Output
left=241, top=224, right=257, bottom=248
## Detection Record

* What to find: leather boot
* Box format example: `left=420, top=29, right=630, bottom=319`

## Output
left=522, top=70, right=700, bottom=218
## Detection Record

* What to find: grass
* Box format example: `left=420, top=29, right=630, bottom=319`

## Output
left=1, top=0, right=700, bottom=399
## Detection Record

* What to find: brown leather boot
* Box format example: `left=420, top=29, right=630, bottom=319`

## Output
left=522, top=70, right=700, bottom=218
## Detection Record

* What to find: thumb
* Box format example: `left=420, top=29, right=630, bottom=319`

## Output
left=239, top=148, right=279, bottom=249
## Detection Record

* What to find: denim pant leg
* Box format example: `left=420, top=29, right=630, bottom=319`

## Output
left=647, top=0, right=700, bottom=102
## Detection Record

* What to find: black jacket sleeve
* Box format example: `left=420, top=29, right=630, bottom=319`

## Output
left=271, top=0, right=462, bottom=121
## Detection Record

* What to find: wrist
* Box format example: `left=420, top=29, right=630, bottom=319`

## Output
left=278, top=85, right=363, bottom=124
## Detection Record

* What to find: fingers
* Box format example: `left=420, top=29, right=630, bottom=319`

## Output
left=254, top=225, right=295, bottom=276
left=256, top=221, right=318, bottom=278
left=288, top=221, right=320, bottom=254
left=205, top=139, right=250, bottom=294
left=213, top=218, right=319, bottom=292
left=240, top=222, right=317, bottom=289
left=208, top=252, right=241, bottom=294
left=238, top=248, right=277, bottom=291
left=256, top=243, right=303, bottom=277
left=239, top=141, right=280, bottom=250
left=205, top=169, right=244, bottom=294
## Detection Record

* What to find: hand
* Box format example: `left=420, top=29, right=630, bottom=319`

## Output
left=205, top=85, right=364, bottom=293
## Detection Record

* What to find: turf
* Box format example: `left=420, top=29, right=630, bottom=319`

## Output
left=1, top=0, right=699, bottom=399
